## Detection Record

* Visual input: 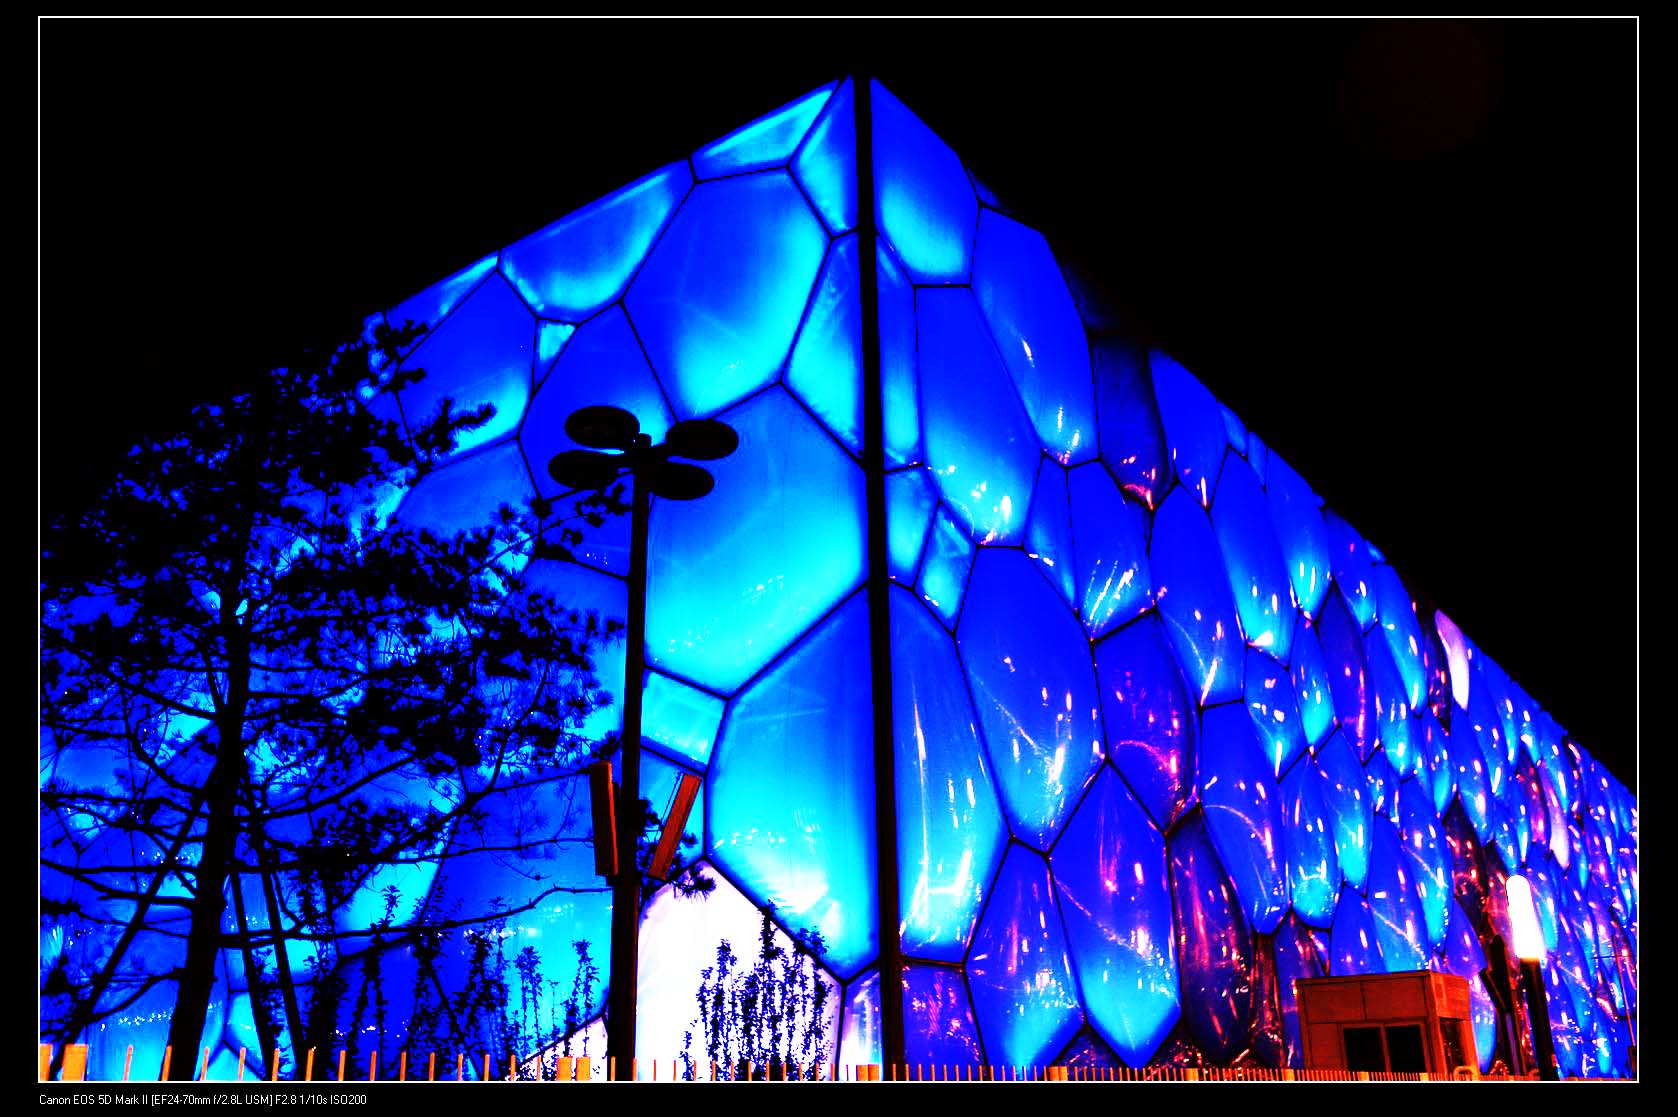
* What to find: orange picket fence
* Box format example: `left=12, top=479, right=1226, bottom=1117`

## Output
left=36, top=1044, right=1633, bottom=1083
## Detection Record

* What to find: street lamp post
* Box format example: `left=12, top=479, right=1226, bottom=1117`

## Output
left=548, top=404, right=737, bottom=1083
left=1505, top=874, right=1559, bottom=1080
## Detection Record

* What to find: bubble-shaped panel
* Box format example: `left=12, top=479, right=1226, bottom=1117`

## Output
left=1290, top=615, right=1336, bottom=751
left=694, top=82, right=835, bottom=179
left=1327, top=885, right=1386, bottom=975
left=1440, top=801, right=1495, bottom=930
left=1508, top=682, right=1542, bottom=767
left=1515, top=757, right=1549, bottom=871
left=1542, top=957, right=1586, bottom=1079
left=1449, top=709, right=1493, bottom=841
left=523, top=304, right=675, bottom=500
left=384, top=253, right=500, bottom=353
left=394, top=272, right=533, bottom=457
left=871, top=81, right=978, bottom=284
left=1551, top=900, right=1599, bottom=1020
left=1245, top=428, right=1269, bottom=477
left=1245, top=648, right=1307, bottom=780
left=1485, top=792, right=1523, bottom=875
left=785, top=233, right=863, bottom=455
left=1219, top=403, right=1248, bottom=454
left=1150, top=353, right=1226, bottom=508
left=1316, top=588, right=1374, bottom=761
left=1264, top=451, right=1330, bottom=620
left=972, top=209, right=1096, bottom=465
left=1150, top=489, right=1245, bottom=707
left=1069, top=463, right=1152, bottom=637
left=1582, top=757, right=1615, bottom=833
left=918, top=287, right=1040, bottom=545
left=1464, top=672, right=1511, bottom=807
left=395, top=441, right=534, bottom=541
left=1440, top=896, right=1498, bottom=1072
left=1481, top=656, right=1527, bottom=768
left=1566, top=816, right=1590, bottom=892
left=1366, top=816, right=1429, bottom=971
left=1395, top=785, right=1450, bottom=954
left=892, top=589, right=1009, bottom=962
left=959, top=550, right=1104, bottom=849
left=878, top=244, right=921, bottom=468
left=1543, top=723, right=1581, bottom=817
left=1322, top=509, right=1378, bottom=630
left=1211, top=453, right=1295, bottom=660
left=628, top=171, right=827, bottom=418
left=517, top=559, right=627, bottom=746
left=1167, top=813, right=1255, bottom=1063
left=1058, top=1030, right=1121, bottom=1073
left=1050, top=768, right=1179, bottom=1066
left=1317, top=731, right=1373, bottom=892
left=791, top=78, right=856, bottom=235
left=1418, top=710, right=1456, bottom=816
left=1583, top=812, right=1618, bottom=899
left=839, top=969, right=882, bottom=1071
left=645, top=388, right=866, bottom=694
left=534, top=320, right=575, bottom=382
left=966, top=845, right=1083, bottom=1071
left=1092, top=339, right=1171, bottom=509
left=1198, top=704, right=1289, bottom=934
left=1274, top=915, right=1327, bottom=1068
left=1282, top=751, right=1341, bottom=928
left=1025, top=459, right=1076, bottom=608
left=1525, top=860, right=1563, bottom=957
left=1432, top=609, right=1473, bottom=711
left=886, top=468, right=937, bottom=583
left=917, top=506, right=975, bottom=627
left=903, top=963, right=986, bottom=1071
left=1414, top=609, right=1452, bottom=716
left=1092, top=614, right=1197, bottom=831
left=1547, top=906, right=1603, bottom=1076
left=708, top=594, right=876, bottom=977
left=1365, top=744, right=1397, bottom=820
left=501, top=163, right=691, bottom=321
left=1364, top=630, right=1414, bottom=777
left=1370, top=564, right=1427, bottom=710
left=641, top=670, right=726, bottom=768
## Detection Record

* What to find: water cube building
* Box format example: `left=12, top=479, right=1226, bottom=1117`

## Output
left=47, top=77, right=1638, bottom=1080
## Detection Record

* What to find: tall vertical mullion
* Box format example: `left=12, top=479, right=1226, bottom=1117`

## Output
left=855, top=72, right=906, bottom=1075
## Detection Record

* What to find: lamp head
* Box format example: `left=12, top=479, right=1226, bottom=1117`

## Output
left=547, top=448, right=624, bottom=492
left=647, top=460, right=715, bottom=501
left=663, top=418, right=739, bottom=462
left=565, top=404, right=640, bottom=451
left=1506, top=874, right=1548, bottom=963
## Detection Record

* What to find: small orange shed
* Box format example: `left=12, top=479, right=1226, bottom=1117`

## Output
left=1296, top=971, right=1478, bottom=1076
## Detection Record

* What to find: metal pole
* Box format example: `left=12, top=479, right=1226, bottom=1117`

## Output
left=607, top=444, right=652, bottom=1080
left=853, top=70, right=906, bottom=1073
left=1519, top=959, right=1558, bottom=1080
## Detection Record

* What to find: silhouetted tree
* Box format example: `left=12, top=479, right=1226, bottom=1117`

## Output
left=681, top=909, right=831, bottom=1081
left=40, top=323, right=627, bottom=1078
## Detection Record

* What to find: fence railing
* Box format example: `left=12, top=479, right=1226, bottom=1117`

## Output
left=38, top=1045, right=1632, bottom=1083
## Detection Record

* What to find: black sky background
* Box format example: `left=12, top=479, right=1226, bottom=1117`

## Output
left=39, top=19, right=1637, bottom=783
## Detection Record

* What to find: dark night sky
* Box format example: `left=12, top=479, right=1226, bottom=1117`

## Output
left=39, top=19, right=1638, bottom=783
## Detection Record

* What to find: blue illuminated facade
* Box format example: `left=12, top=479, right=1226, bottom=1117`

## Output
left=47, top=78, right=1636, bottom=1080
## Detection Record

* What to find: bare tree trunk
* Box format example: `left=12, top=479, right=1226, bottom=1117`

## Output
left=250, top=795, right=306, bottom=1073
left=164, top=732, right=245, bottom=1080
left=228, top=870, right=280, bottom=1075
